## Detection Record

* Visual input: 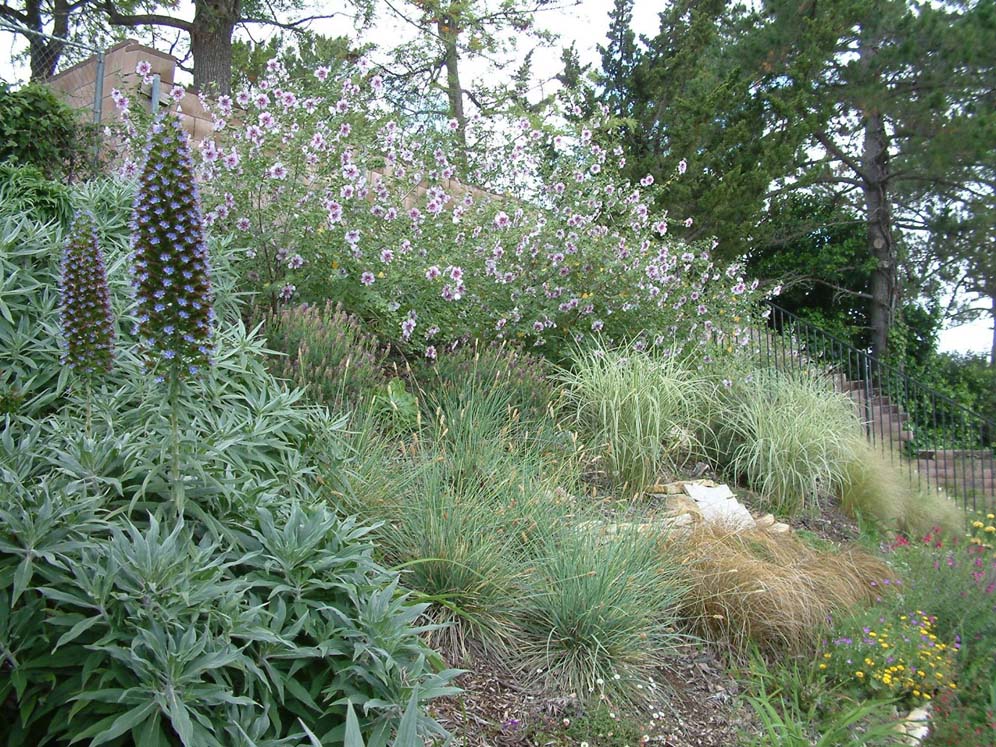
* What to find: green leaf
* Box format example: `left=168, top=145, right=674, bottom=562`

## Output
left=12, top=556, right=32, bottom=604
left=392, top=689, right=419, bottom=747
left=344, top=702, right=365, bottom=747
left=54, top=614, right=103, bottom=650
left=89, top=702, right=158, bottom=747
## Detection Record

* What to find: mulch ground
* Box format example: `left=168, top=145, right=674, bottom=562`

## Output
left=427, top=644, right=760, bottom=746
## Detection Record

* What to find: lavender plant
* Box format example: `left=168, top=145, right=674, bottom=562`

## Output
left=59, top=210, right=115, bottom=378
left=130, top=114, right=214, bottom=379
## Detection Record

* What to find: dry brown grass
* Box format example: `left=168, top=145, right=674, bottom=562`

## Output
left=674, top=524, right=892, bottom=657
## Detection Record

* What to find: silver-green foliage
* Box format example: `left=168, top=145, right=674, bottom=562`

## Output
left=560, top=345, right=710, bottom=495
left=0, top=179, right=457, bottom=745
left=515, top=525, right=686, bottom=703
left=708, top=367, right=863, bottom=516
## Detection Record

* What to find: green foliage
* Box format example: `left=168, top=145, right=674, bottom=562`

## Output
left=560, top=345, right=709, bottom=495
left=839, top=442, right=964, bottom=536
left=0, top=182, right=457, bottom=745
left=882, top=532, right=996, bottom=738
left=263, top=301, right=388, bottom=411
left=0, top=162, right=73, bottom=224
left=707, top=367, right=863, bottom=516
left=741, top=653, right=905, bottom=747
left=0, top=83, right=95, bottom=180
left=417, top=341, right=555, bottom=427
left=516, top=525, right=686, bottom=704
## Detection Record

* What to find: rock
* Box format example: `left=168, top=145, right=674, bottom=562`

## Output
left=768, top=522, right=791, bottom=533
left=754, top=514, right=776, bottom=529
left=647, top=482, right=687, bottom=496
left=895, top=704, right=931, bottom=745
left=682, top=482, right=755, bottom=531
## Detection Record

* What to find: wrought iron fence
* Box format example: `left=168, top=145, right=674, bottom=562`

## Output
left=0, top=17, right=104, bottom=169
left=749, top=303, right=995, bottom=517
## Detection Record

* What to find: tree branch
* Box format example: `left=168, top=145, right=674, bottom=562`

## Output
left=104, top=2, right=193, bottom=32
left=813, top=128, right=870, bottom=182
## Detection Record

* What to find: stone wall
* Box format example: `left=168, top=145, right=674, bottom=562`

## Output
left=46, top=39, right=215, bottom=141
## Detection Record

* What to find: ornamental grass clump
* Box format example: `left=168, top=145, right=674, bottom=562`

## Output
left=679, top=524, right=891, bottom=656
left=59, top=210, right=114, bottom=378
left=130, top=114, right=214, bottom=379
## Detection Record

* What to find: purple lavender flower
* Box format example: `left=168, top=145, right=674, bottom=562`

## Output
left=131, top=115, right=214, bottom=376
left=60, top=211, right=115, bottom=376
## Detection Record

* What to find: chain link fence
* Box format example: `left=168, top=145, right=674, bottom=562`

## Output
left=1, top=17, right=105, bottom=171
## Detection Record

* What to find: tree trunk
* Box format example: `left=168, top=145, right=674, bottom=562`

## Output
left=24, top=0, right=69, bottom=81
left=990, top=294, right=995, bottom=368
left=437, top=17, right=467, bottom=156
left=190, top=0, right=240, bottom=96
left=862, top=110, right=895, bottom=361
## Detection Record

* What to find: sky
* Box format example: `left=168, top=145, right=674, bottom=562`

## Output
left=0, top=0, right=992, bottom=356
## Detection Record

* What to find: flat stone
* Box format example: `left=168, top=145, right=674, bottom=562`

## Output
left=682, top=483, right=755, bottom=530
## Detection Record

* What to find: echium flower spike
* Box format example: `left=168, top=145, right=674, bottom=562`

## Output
left=60, top=210, right=115, bottom=376
left=130, top=115, right=215, bottom=377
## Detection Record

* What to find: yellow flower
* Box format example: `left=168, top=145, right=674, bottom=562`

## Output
left=972, top=521, right=985, bottom=529
left=985, top=526, right=995, bottom=533
left=987, top=513, right=995, bottom=520
left=855, top=671, right=865, bottom=679
left=819, top=663, right=827, bottom=670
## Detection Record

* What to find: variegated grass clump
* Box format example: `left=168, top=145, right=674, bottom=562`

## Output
left=560, top=344, right=710, bottom=496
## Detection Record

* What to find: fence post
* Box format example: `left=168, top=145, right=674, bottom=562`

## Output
left=92, top=51, right=104, bottom=168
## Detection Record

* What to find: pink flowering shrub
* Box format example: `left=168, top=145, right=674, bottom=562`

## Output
left=114, top=59, right=760, bottom=359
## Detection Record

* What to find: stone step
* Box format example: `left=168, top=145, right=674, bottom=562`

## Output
left=917, top=449, right=994, bottom=461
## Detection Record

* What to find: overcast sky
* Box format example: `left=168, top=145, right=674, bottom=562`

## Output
left=0, top=0, right=991, bottom=356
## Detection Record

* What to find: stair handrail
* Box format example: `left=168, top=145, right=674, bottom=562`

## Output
left=763, top=302, right=996, bottom=439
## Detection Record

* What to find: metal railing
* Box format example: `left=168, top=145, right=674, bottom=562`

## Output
left=748, top=303, right=996, bottom=517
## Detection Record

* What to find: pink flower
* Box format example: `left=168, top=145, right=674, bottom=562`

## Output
left=170, top=85, right=186, bottom=102
left=315, top=66, right=330, bottom=82
left=380, top=249, right=393, bottom=263
left=361, top=271, right=375, bottom=285
left=267, top=162, right=287, bottom=180
left=401, top=318, right=416, bottom=340
left=425, top=265, right=441, bottom=280
left=677, top=159, right=687, bottom=175
left=494, top=212, right=511, bottom=229
left=425, top=345, right=437, bottom=359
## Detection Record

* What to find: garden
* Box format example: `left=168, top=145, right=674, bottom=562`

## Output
left=1, top=52, right=995, bottom=747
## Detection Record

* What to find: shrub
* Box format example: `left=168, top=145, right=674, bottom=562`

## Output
left=263, top=301, right=388, bottom=410
left=679, top=525, right=890, bottom=656
left=560, top=345, right=709, bottom=496
left=111, top=60, right=760, bottom=362
left=708, top=368, right=863, bottom=515
left=515, top=524, right=686, bottom=703
left=0, top=82, right=96, bottom=180
left=418, top=341, right=555, bottom=427
left=0, top=180, right=457, bottom=744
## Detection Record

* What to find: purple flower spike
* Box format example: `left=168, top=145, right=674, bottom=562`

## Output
left=60, top=211, right=115, bottom=376
left=131, top=115, right=214, bottom=376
